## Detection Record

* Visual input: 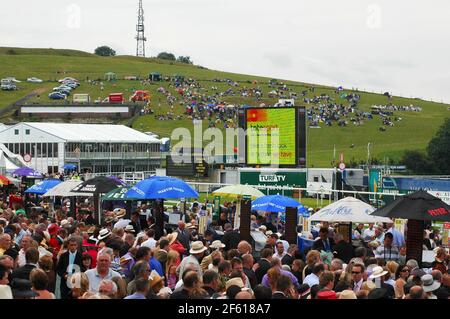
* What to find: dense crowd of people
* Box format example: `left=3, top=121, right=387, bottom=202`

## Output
left=0, top=187, right=448, bottom=300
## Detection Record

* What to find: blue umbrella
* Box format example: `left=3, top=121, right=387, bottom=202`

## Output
left=251, top=195, right=304, bottom=213
left=124, top=176, right=198, bottom=200
left=63, top=164, right=77, bottom=170
left=13, top=167, right=43, bottom=178
left=25, top=179, right=62, bottom=195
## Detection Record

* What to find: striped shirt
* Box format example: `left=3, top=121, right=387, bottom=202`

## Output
left=375, top=245, right=400, bottom=262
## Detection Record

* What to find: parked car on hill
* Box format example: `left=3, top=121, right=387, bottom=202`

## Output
left=49, top=91, right=67, bottom=99
left=1, top=79, right=17, bottom=90
left=27, top=77, right=43, bottom=83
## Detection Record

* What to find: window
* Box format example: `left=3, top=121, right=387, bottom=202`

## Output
left=25, top=129, right=30, bottom=135
left=37, top=143, right=42, bottom=157
left=14, top=129, right=19, bottom=135
left=313, top=177, right=319, bottom=182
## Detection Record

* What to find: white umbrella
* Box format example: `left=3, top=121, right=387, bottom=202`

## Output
left=43, top=179, right=92, bottom=197
left=212, top=184, right=265, bottom=199
left=114, top=219, right=131, bottom=229
left=309, top=197, right=393, bottom=223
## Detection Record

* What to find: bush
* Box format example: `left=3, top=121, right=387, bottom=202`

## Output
left=94, top=46, right=116, bottom=57
left=157, top=52, right=176, bottom=61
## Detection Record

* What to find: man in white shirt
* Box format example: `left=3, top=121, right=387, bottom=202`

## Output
left=141, top=229, right=156, bottom=249
left=17, top=235, right=32, bottom=267
left=272, top=241, right=287, bottom=260
left=85, top=252, right=121, bottom=293
left=303, top=263, right=324, bottom=287
left=363, top=223, right=375, bottom=241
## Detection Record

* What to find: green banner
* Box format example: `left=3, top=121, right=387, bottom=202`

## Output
left=213, top=196, right=221, bottom=220
left=239, top=170, right=306, bottom=196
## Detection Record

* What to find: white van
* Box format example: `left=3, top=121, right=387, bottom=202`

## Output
left=73, top=93, right=90, bottom=103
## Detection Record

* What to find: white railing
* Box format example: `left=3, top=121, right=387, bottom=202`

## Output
left=65, top=151, right=160, bottom=159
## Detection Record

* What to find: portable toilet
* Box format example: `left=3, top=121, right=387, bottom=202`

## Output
left=149, top=72, right=162, bottom=82
left=104, top=72, right=117, bottom=81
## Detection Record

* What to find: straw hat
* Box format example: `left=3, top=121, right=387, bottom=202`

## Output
left=97, top=228, right=111, bottom=241
left=422, top=274, right=441, bottom=293
left=148, top=270, right=164, bottom=288
left=189, top=241, right=207, bottom=255
left=210, top=240, right=225, bottom=249
left=186, top=223, right=197, bottom=230
left=225, top=277, right=244, bottom=290
left=114, top=208, right=126, bottom=219
left=60, top=219, right=69, bottom=227
left=167, top=232, right=178, bottom=245
left=258, top=225, right=267, bottom=232
left=124, top=225, right=135, bottom=233
left=369, top=266, right=388, bottom=279
left=339, top=290, right=357, bottom=299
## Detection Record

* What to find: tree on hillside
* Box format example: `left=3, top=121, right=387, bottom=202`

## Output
left=157, top=52, right=176, bottom=61
left=94, top=46, right=116, bottom=57
left=402, top=150, right=436, bottom=174
left=177, top=56, right=193, bottom=64
left=427, top=118, right=450, bottom=174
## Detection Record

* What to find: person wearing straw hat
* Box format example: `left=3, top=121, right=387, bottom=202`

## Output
left=168, top=232, right=187, bottom=256
left=97, top=228, right=112, bottom=243
left=421, top=274, right=441, bottom=299
left=177, top=241, right=207, bottom=279
left=369, top=266, right=395, bottom=298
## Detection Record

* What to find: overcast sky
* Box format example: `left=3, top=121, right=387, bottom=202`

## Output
left=1, top=0, right=450, bottom=102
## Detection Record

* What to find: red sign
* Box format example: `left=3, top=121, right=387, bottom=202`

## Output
left=427, top=207, right=450, bottom=217
left=23, top=153, right=32, bottom=162
left=444, top=222, right=450, bottom=230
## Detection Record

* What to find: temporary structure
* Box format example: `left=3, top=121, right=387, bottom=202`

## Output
left=309, top=197, right=392, bottom=223
left=213, top=184, right=264, bottom=200
left=104, top=72, right=117, bottom=81
left=43, top=179, right=89, bottom=197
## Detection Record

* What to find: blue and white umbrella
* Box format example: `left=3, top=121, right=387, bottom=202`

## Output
left=251, top=195, right=305, bottom=213
left=124, top=176, right=199, bottom=200
left=309, top=197, right=392, bottom=223
left=25, top=179, right=62, bottom=195
left=63, top=164, right=77, bottom=170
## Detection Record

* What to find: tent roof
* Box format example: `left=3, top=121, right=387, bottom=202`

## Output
left=43, top=179, right=93, bottom=197
left=16, top=122, right=160, bottom=143
left=309, top=197, right=392, bottom=223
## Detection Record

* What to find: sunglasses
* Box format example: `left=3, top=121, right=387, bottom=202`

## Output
left=352, top=272, right=361, bottom=275
left=401, top=269, right=409, bottom=272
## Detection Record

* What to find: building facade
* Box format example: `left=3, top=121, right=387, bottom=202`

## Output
left=0, top=122, right=161, bottom=174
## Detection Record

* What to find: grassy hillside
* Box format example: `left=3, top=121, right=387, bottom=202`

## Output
left=0, top=47, right=448, bottom=168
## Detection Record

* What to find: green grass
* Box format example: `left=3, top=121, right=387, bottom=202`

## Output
left=0, top=47, right=449, bottom=167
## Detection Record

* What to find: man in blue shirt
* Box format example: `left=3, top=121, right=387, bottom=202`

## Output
left=386, top=222, right=405, bottom=248
left=124, top=278, right=149, bottom=299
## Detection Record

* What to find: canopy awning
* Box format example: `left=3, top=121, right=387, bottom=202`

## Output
left=43, top=179, right=92, bottom=197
